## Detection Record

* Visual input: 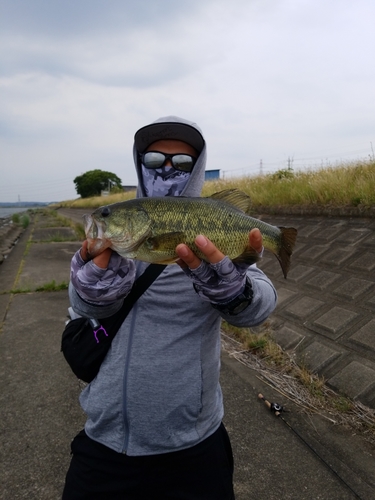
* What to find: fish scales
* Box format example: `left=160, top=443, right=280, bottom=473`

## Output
left=140, top=197, right=255, bottom=260
left=84, top=189, right=298, bottom=278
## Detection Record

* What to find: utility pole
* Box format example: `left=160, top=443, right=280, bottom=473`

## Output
left=259, top=159, right=263, bottom=176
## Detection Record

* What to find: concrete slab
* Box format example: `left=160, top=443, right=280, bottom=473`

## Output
left=298, top=341, right=341, bottom=373
left=32, top=227, right=77, bottom=242
left=17, top=242, right=79, bottom=290
left=0, top=226, right=31, bottom=293
left=349, top=319, right=375, bottom=353
left=333, top=278, right=374, bottom=301
left=349, top=251, right=375, bottom=272
left=0, top=291, right=85, bottom=500
left=0, top=293, right=10, bottom=323
left=310, top=307, right=360, bottom=340
left=305, top=270, right=342, bottom=291
left=274, top=287, right=298, bottom=308
left=284, top=296, right=325, bottom=320
left=271, top=325, right=305, bottom=350
left=328, top=361, right=375, bottom=400
left=285, top=264, right=315, bottom=283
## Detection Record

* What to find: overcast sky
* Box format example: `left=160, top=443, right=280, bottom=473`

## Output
left=1, top=0, right=374, bottom=202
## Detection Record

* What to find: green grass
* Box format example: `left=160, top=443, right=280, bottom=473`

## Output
left=36, top=232, right=79, bottom=243
left=35, top=280, right=69, bottom=292
left=8, top=280, right=69, bottom=294
left=53, top=190, right=136, bottom=209
left=11, top=213, right=30, bottom=228
left=51, top=159, right=375, bottom=210
left=202, top=160, right=375, bottom=208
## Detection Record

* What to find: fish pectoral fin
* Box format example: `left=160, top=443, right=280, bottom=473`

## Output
left=208, top=189, right=252, bottom=214
left=146, top=232, right=186, bottom=251
left=232, top=247, right=260, bottom=266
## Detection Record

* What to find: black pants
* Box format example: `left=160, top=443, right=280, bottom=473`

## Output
left=62, top=423, right=235, bottom=499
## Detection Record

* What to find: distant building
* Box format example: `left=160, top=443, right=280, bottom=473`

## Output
left=122, top=185, right=137, bottom=192
left=204, top=169, right=220, bottom=181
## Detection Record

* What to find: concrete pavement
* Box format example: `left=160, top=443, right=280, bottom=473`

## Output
left=0, top=208, right=374, bottom=499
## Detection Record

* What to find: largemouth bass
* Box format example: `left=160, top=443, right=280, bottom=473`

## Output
left=84, top=189, right=297, bottom=278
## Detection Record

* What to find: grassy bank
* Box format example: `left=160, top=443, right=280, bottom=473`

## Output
left=54, top=160, right=375, bottom=210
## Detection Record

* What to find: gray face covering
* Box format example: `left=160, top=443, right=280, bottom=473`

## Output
left=141, top=165, right=190, bottom=197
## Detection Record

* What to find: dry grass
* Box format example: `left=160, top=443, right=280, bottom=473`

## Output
left=221, top=323, right=375, bottom=444
left=202, top=160, right=375, bottom=208
left=54, top=190, right=136, bottom=209
left=54, top=160, right=375, bottom=210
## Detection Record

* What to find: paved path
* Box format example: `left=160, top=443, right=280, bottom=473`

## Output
left=0, top=209, right=374, bottom=499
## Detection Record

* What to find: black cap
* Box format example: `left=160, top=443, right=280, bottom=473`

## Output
left=134, top=116, right=204, bottom=154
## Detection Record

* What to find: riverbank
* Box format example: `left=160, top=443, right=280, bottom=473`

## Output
left=1, top=209, right=374, bottom=499
left=0, top=215, right=28, bottom=264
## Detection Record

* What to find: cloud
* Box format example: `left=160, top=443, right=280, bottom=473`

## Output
left=0, top=0, right=375, bottom=202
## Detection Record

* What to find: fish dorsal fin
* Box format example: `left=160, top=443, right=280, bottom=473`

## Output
left=208, top=189, right=252, bottom=214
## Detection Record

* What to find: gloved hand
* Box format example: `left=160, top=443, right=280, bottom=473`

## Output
left=70, top=242, right=136, bottom=304
left=176, top=229, right=263, bottom=304
left=181, top=255, right=250, bottom=303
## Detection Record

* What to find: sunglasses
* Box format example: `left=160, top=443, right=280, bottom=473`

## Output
left=141, top=151, right=197, bottom=172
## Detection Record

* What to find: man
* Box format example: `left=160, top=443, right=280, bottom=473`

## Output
left=63, top=116, right=277, bottom=499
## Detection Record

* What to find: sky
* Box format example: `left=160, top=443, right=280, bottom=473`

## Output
left=1, top=0, right=375, bottom=203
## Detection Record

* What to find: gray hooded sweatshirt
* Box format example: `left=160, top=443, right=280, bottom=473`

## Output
left=69, top=116, right=277, bottom=456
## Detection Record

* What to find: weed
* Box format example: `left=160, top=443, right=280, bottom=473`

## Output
left=21, top=215, right=30, bottom=228
left=74, top=223, right=86, bottom=240
left=296, top=367, right=326, bottom=398
left=35, top=280, right=69, bottom=292
left=10, top=287, right=32, bottom=294
left=48, top=160, right=375, bottom=211
left=271, top=168, right=295, bottom=181
left=29, top=208, right=84, bottom=241
left=8, top=281, right=68, bottom=294
left=39, top=233, right=77, bottom=243
left=222, top=320, right=359, bottom=410
left=333, top=396, right=354, bottom=413
left=11, top=213, right=30, bottom=228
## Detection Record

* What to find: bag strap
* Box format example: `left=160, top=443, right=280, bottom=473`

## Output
left=106, top=264, right=166, bottom=332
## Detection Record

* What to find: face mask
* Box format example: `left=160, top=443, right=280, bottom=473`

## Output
left=141, top=165, right=190, bottom=197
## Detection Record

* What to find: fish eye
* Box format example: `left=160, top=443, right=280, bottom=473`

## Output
left=101, top=206, right=111, bottom=217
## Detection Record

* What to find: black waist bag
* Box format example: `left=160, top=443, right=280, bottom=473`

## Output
left=61, top=264, right=166, bottom=383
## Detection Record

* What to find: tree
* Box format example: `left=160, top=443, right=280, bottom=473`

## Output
left=73, top=169, right=123, bottom=198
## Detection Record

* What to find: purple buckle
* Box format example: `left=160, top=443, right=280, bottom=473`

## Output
left=93, top=325, right=108, bottom=344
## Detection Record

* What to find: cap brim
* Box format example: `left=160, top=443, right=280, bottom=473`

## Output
left=134, top=122, right=204, bottom=154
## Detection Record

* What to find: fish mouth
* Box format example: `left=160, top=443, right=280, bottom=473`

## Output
left=83, top=214, right=110, bottom=257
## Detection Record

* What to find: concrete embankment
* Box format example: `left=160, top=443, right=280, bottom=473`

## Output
left=0, top=217, right=27, bottom=264
left=0, top=208, right=374, bottom=499
left=256, top=211, right=375, bottom=410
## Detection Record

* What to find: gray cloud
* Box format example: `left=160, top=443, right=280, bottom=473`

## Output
left=0, top=0, right=374, bottom=202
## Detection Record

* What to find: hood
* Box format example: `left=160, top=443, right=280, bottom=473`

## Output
left=133, top=115, right=207, bottom=198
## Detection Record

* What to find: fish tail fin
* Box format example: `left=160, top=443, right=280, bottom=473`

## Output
left=276, top=227, right=298, bottom=278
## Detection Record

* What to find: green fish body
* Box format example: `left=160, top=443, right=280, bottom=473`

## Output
left=84, top=189, right=297, bottom=278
